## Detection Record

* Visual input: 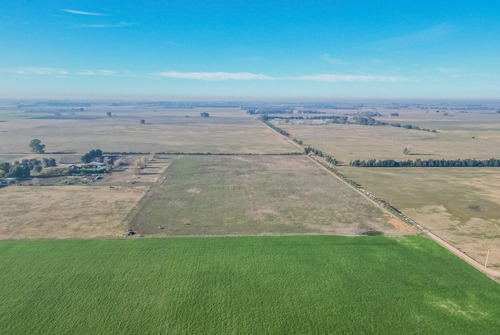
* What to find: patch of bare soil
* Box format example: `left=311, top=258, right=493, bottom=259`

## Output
left=387, top=215, right=415, bottom=233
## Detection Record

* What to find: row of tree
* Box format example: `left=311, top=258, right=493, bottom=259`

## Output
left=0, top=158, right=56, bottom=178
left=350, top=158, right=500, bottom=167
left=81, top=149, right=103, bottom=163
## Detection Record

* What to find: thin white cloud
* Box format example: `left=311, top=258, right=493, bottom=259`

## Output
left=291, top=74, right=406, bottom=82
left=321, top=54, right=346, bottom=65
left=61, top=9, right=107, bottom=16
left=9, top=66, right=68, bottom=76
left=77, top=70, right=118, bottom=76
left=157, top=71, right=275, bottom=80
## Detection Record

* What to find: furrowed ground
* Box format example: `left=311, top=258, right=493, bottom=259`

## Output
left=1, top=236, right=499, bottom=335
left=128, top=155, right=408, bottom=236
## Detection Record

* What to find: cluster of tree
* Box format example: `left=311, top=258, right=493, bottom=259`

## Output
left=297, top=110, right=325, bottom=114
left=260, top=118, right=290, bottom=136
left=351, top=116, right=386, bottom=126
left=325, top=155, right=340, bottom=166
left=304, top=146, right=324, bottom=157
left=265, top=115, right=348, bottom=122
left=200, top=112, right=210, bottom=117
left=0, top=158, right=56, bottom=178
left=246, top=109, right=293, bottom=115
left=350, top=158, right=500, bottom=167
left=81, top=149, right=103, bottom=163
left=390, top=123, right=437, bottom=133
left=292, top=138, right=303, bottom=145
left=29, top=139, right=45, bottom=154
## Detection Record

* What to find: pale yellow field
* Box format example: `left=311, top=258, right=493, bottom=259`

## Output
left=0, top=108, right=297, bottom=156
left=0, top=185, right=147, bottom=239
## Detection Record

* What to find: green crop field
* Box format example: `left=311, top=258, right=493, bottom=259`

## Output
left=1, top=236, right=499, bottom=334
left=128, top=155, right=402, bottom=236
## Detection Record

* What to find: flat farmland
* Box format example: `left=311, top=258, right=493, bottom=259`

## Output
left=0, top=185, right=147, bottom=239
left=129, top=155, right=409, bottom=236
left=0, top=108, right=297, bottom=156
left=339, top=166, right=500, bottom=270
left=279, top=111, right=500, bottom=163
left=1, top=236, right=499, bottom=334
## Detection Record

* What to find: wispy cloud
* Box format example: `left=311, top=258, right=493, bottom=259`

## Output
left=156, top=71, right=275, bottom=80
left=5, top=66, right=406, bottom=83
left=9, top=66, right=68, bottom=76
left=77, top=70, right=117, bottom=76
left=61, top=9, right=107, bottom=16
left=321, top=54, right=347, bottom=65
left=291, top=74, right=406, bottom=82
left=371, top=23, right=455, bottom=50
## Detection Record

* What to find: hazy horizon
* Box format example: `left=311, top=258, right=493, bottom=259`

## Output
left=2, top=1, right=500, bottom=100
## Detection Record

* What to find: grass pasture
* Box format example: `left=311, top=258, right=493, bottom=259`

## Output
left=129, top=155, right=403, bottom=236
left=1, top=236, right=499, bottom=334
left=340, top=166, right=500, bottom=270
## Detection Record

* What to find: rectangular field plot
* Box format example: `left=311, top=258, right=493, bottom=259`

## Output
left=0, top=108, right=297, bottom=155
left=279, top=117, right=500, bottom=163
left=129, top=155, right=407, bottom=236
left=340, top=166, right=500, bottom=270
left=1, top=236, right=499, bottom=334
left=0, top=185, right=147, bottom=239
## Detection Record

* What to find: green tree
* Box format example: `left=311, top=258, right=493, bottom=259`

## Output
left=29, top=139, right=45, bottom=154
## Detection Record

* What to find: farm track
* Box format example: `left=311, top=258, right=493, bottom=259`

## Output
left=263, top=121, right=500, bottom=280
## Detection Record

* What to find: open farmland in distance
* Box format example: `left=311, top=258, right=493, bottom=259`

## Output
left=279, top=109, right=500, bottom=163
left=339, top=166, right=500, bottom=271
left=0, top=107, right=298, bottom=157
left=129, top=155, right=409, bottom=236
left=1, top=236, right=499, bottom=334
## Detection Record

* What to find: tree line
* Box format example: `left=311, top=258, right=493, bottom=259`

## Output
left=0, top=158, right=57, bottom=178
left=350, top=158, right=500, bottom=167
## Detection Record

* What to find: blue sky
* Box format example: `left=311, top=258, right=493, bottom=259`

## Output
left=1, top=1, right=499, bottom=100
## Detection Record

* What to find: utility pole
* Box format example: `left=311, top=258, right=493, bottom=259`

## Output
left=484, top=250, right=490, bottom=267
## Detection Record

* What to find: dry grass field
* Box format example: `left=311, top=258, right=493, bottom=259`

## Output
left=339, top=166, right=500, bottom=270
left=0, top=107, right=297, bottom=156
left=0, top=185, right=147, bottom=239
left=279, top=110, right=500, bottom=163
left=129, top=155, right=409, bottom=236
